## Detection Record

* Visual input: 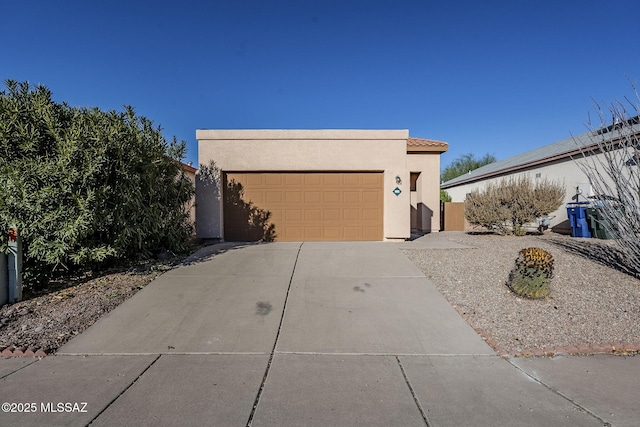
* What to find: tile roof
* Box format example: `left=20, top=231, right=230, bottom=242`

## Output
left=407, top=137, right=448, bottom=153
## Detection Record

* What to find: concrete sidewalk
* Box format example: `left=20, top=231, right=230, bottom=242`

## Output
left=1, top=240, right=638, bottom=426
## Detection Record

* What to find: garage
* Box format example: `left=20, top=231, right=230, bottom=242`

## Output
left=196, top=129, right=448, bottom=241
left=223, top=172, right=383, bottom=241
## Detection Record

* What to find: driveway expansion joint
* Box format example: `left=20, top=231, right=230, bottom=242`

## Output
left=396, top=355, right=431, bottom=426
left=246, top=242, right=303, bottom=427
left=0, top=357, right=39, bottom=379
left=87, top=353, right=161, bottom=426
left=56, top=351, right=271, bottom=357
left=506, top=358, right=612, bottom=425
left=273, top=351, right=500, bottom=357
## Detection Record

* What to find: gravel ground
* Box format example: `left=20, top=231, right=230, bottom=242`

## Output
left=402, top=232, right=640, bottom=356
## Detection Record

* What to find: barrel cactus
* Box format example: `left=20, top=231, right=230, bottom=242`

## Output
left=507, top=247, right=554, bottom=299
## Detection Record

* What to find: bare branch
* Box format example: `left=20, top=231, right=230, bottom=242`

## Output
left=573, top=85, right=640, bottom=275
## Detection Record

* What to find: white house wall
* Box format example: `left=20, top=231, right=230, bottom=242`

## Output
left=444, top=153, right=612, bottom=233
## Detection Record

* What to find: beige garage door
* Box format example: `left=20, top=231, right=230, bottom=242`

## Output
left=223, top=172, right=383, bottom=241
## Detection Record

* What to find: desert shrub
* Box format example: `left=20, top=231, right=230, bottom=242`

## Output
left=574, top=82, right=640, bottom=275
left=464, top=176, right=564, bottom=235
left=0, top=80, right=194, bottom=284
left=507, top=247, right=554, bottom=299
left=464, top=186, right=511, bottom=234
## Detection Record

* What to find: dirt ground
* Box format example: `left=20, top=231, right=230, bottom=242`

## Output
left=0, top=259, right=181, bottom=355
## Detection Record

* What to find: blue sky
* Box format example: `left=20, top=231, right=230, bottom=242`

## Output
left=3, top=0, right=640, bottom=168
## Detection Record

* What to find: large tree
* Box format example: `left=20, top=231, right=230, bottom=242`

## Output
left=0, top=80, right=194, bottom=283
left=441, top=152, right=496, bottom=183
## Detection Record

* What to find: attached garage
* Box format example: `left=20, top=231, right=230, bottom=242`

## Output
left=223, top=172, right=383, bottom=241
left=196, top=129, right=447, bottom=242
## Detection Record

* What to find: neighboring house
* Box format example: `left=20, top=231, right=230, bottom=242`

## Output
left=179, top=161, right=197, bottom=228
left=196, top=129, right=448, bottom=242
left=440, top=123, right=640, bottom=234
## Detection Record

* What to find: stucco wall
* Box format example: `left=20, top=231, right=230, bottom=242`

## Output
left=196, top=129, right=414, bottom=240
left=406, top=153, right=441, bottom=233
left=182, top=168, right=197, bottom=228
left=443, top=153, right=610, bottom=233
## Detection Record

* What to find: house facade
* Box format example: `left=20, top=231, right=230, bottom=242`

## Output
left=196, top=129, right=447, bottom=241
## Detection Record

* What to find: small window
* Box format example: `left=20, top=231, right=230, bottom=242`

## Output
left=410, top=172, right=420, bottom=191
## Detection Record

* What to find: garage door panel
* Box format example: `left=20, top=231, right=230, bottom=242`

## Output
left=266, top=191, right=283, bottom=203
left=285, top=209, right=302, bottom=221
left=323, top=175, right=341, bottom=186
left=284, top=227, right=303, bottom=240
left=285, top=191, right=302, bottom=203
left=304, top=227, right=322, bottom=239
left=305, top=175, right=322, bottom=186
left=305, top=210, right=322, bottom=221
left=269, top=209, right=284, bottom=222
left=266, top=174, right=284, bottom=185
left=363, top=208, right=380, bottom=221
left=243, top=189, right=264, bottom=204
left=343, top=191, right=360, bottom=203
left=362, top=191, right=381, bottom=203
left=324, top=209, right=341, bottom=221
left=324, top=227, right=341, bottom=239
left=362, top=174, right=382, bottom=186
left=305, top=191, right=322, bottom=203
left=343, top=227, right=362, bottom=240
left=362, top=226, right=381, bottom=240
left=246, top=174, right=265, bottom=186
left=344, top=209, right=361, bottom=221
left=223, top=172, right=382, bottom=241
left=286, top=174, right=304, bottom=186
left=323, top=191, right=341, bottom=203
left=342, top=174, right=360, bottom=186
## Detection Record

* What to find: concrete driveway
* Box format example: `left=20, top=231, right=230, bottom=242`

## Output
left=1, top=241, right=638, bottom=426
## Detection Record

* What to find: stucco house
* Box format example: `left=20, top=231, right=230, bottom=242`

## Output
left=179, top=161, right=197, bottom=227
left=440, top=122, right=640, bottom=234
left=196, top=129, right=448, bottom=242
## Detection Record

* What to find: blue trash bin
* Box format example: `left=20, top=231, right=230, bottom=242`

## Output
left=566, top=202, right=592, bottom=238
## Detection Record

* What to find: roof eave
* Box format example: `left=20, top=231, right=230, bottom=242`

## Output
left=440, top=143, right=599, bottom=189
left=407, top=145, right=449, bottom=154
left=179, top=162, right=198, bottom=173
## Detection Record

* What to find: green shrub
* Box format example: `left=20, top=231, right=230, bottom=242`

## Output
left=440, top=189, right=452, bottom=203
left=0, top=80, right=194, bottom=284
left=507, top=247, right=554, bottom=299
